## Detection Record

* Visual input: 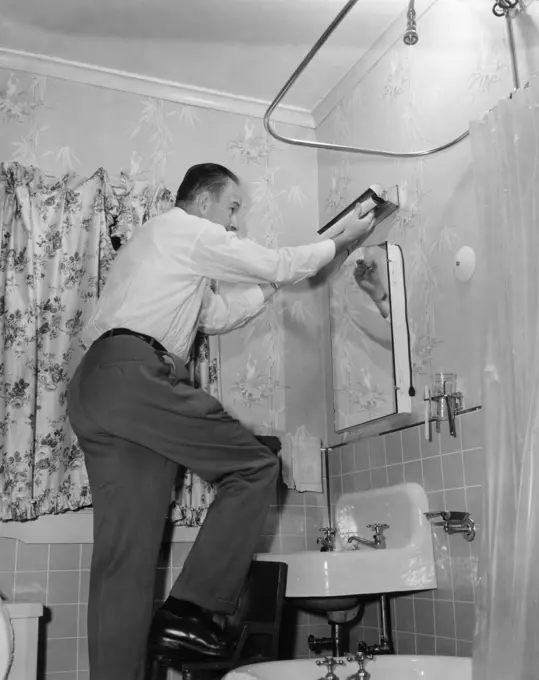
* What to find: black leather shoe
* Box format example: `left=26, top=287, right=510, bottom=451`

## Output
left=149, top=599, right=233, bottom=659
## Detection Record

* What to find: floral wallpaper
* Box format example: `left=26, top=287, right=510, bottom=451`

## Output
left=0, top=67, right=327, bottom=457
left=318, top=0, right=515, bottom=438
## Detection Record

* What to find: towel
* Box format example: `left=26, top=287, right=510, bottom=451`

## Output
left=280, top=425, right=323, bottom=493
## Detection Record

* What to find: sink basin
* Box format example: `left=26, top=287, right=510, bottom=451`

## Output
left=224, top=655, right=471, bottom=680
left=257, top=483, right=436, bottom=606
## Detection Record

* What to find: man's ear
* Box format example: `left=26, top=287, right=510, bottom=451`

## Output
left=197, top=191, right=211, bottom=215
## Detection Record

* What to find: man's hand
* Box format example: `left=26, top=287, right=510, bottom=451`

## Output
left=353, top=253, right=385, bottom=300
left=331, top=207, right=376, bottom=256
left=343, top=203, right=377, bottom=245
left=353, top=252, right=390, bottom=319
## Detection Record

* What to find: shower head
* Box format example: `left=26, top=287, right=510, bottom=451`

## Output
left=403, top=0, right=419, bottom=46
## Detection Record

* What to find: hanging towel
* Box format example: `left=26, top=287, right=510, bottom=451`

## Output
left=280, top=425, right=323, bottom=493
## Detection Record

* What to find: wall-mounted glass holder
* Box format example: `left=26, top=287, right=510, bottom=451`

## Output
left=424, top=372, right=463, bottom=439
left=425, top=511, right=476, bottom=542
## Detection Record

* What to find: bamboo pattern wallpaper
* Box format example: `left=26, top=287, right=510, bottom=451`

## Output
left=0, top=0, right=533, bottom=457
left=0, top=67, right=326, bottom=456
left=318, top=0, right=514, bottom=438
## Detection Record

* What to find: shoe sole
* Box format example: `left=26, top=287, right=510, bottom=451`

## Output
left=151, top=636, right=232, bottom=660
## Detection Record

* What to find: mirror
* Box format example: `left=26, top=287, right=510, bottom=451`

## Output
left=328, top=242, right=412, bottom=433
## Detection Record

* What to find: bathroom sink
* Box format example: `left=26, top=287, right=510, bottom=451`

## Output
left=224, top=655, right=471, bottom=680
left=289, top=596, right=362, bottom=614
left=256, top=483, right=436, bottom=607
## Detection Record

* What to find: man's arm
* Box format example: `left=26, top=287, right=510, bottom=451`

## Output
left=198, top=283, right=278, bottom=335
left=185, top=209, right=376, bottom=287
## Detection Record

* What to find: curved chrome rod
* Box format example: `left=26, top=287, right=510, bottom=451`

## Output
left=505, top=11, right=521, bottom=90
left=492, top=0, right=519, bottom=17
left=263, top=0, right=472, bottom=158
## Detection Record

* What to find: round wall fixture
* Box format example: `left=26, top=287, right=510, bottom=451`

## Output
left=454, top=246, right=476, bottom=282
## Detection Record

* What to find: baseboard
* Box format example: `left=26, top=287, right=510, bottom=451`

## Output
left=0, top=510, right=199, bottom=544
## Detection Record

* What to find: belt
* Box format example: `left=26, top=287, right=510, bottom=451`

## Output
left=98, top=328, right=167, bottom=353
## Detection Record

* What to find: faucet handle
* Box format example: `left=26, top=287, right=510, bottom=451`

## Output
left=319, top=526, right=337, bottom=537
left=367, top=523, right=389, bottom=534
left=347, top=651, right=374, bottom=668
left=316, top=656, right=344, bottom=672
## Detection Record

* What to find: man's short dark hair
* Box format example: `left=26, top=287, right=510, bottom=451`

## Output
left=175, top=163, right=239, bottom=206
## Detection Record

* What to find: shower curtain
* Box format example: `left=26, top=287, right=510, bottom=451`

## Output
left=470, top=77, right=539, bottom=679
left=0, top=162, right=216, bottom=525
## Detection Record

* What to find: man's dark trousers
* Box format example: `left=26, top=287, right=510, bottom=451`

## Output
left=67, top=335, right=279, bottom=680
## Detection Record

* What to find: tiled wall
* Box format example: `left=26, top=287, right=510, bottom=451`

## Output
left=0, top=479, right=332, bottom=678
left=0, top=540, right=91, bottom=679
left=0, top=410, right=483, bottom=675
left=326, top=409, right=484, bottom=658
left=0, top=414, right=482, bottom=676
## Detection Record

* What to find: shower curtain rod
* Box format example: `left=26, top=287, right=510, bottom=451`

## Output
left=263, top=0, right=521, bottom=159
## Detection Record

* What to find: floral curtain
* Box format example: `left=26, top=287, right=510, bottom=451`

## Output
left=0, top=162, right=116, bottom=520
left=0, top=162, right=216, bottom=525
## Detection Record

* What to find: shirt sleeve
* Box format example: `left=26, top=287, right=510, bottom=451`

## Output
left=198, top=284, right=266, bottom=335
left=189, top=219, right=336, bottom=285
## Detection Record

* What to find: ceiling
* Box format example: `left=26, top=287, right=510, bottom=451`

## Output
left=0, top=0, right=409, bottom=110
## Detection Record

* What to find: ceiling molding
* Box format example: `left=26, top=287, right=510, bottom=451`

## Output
left=0, top=47, right=315, bottom=130
left=312, top=0, right=439, bottom=128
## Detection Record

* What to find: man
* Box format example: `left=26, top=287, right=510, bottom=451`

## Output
left=67, top=163, right=379, bottom=680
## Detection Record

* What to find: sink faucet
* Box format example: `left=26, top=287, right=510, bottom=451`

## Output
left=316, top=656, right=344, bottom=679
left=317, top=527, right=337, bottom=552
left=348, top=523, right=389, bottom=550
left=347, top=651, right=375, bottom=680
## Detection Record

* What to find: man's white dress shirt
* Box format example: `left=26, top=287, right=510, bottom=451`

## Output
left=86, top=208, right=335, bottom=361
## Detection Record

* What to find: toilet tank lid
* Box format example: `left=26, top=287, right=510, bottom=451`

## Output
left=4, top=603, right=43, bottom=619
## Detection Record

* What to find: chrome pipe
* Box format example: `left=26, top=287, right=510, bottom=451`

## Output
left=331, top=622, right=346, bottom=657
left=403, top=0, right=419, bottom=46
left=263, top=0, right=470, bottom=159
left=378, top=595, right=394, bottom=653
left=506, top=11, right=520, bottom=90
left=492, top=2, right=521, bottom=90
left=492, top=0, right=519, bottom=17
